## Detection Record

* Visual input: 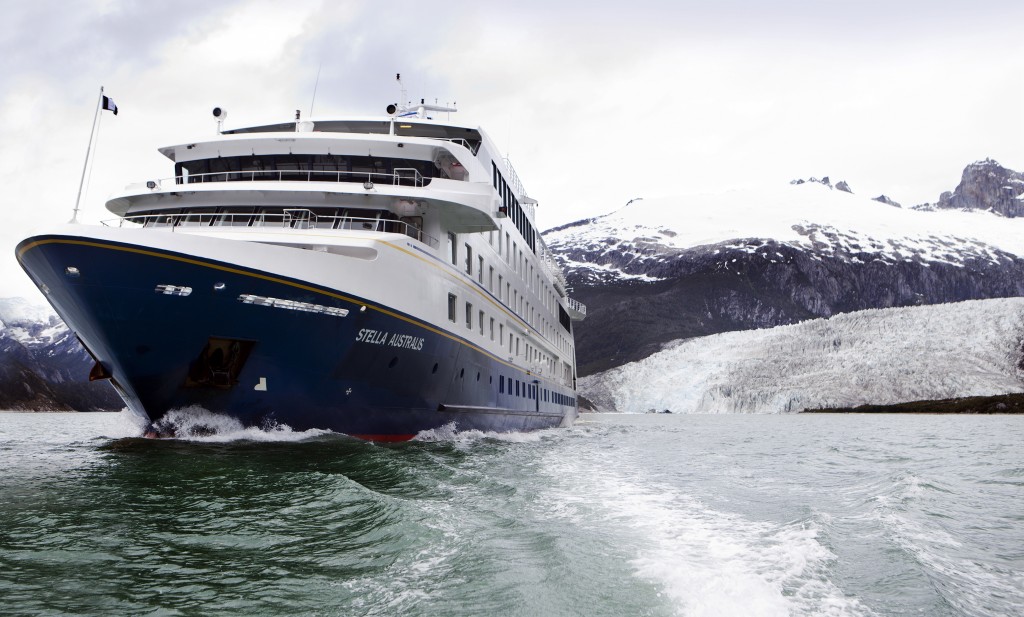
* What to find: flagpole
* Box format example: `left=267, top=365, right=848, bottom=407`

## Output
left=71, top=86, right=104, bottom=224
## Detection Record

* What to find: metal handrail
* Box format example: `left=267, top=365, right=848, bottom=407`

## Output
left=155, top=168, right=432, bottom=188
left=503, top=157, right=528, bottom=200
left=536, top=247, right=569, bottom=294
left=103, top=212, right=440, bottom=249
left=566, top=297, right=587, bottom=317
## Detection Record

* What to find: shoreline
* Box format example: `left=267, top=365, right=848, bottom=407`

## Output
left=802, top=392, right=1024, bottom=414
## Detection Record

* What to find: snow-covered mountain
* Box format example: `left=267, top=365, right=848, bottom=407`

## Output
left=0, top=297, right=121, bottom=411
left=580, top=298, right=1024, bottom=414
left=545, top=160, right=1024, bottom=376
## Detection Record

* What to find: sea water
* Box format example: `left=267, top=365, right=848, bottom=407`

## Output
left=0, top=411, right=1021, bottom=617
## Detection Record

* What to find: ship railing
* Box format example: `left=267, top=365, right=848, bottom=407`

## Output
left=502, top=157, right=527, bottom=198
left=103, top=212, right=440, bottom=248
left=158, top=168, right=429, bottom=188
left=537, top=248, right=569, bottom=295
left=566, top=297, right=587, bottom=317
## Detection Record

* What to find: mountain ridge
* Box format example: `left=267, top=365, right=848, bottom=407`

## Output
left=547, top=160, right=1024, bottom=377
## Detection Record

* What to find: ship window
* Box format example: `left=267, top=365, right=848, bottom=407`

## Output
left=448, top=233, right=457, bottom=265
left=500, top=375, right=504, bottom=394
left=178, top=153, right=435, bottom=185
left=465, top=244, right=472, bottom=274
left=447, top=294, right=457, bottom=322
left=479, top=310, right=485, bottom=335
left=180, top=208, right=217, bottom=227
left=213, top=208, right=256, bottom=227
left=559, top=305, right=571, bottom=331
left=478, top=256, right=484, bottom=283
left=224, top=120, right=391, bottom=135
left=465, top=302, right=472, bottom=329
left=489, top=317, right=495, bottom=341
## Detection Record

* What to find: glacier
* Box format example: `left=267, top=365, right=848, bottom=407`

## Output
left=579, top=298, right=1024, bottom=414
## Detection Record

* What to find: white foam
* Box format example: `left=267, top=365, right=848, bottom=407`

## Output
left=541, top=453, right=872, bottom=617
left=150, top=406, right=333, bottom=442
left=412, top=422, right=547, bottom=444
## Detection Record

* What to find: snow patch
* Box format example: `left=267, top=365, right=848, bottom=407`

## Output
left=545, top=182, right=1024, bottom=272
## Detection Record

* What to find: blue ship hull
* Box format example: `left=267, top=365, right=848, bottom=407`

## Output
left=17, top=235, right=577, bottom=440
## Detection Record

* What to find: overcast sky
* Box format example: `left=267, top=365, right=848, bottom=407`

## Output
left=2, top=0, right=1023, bottom=297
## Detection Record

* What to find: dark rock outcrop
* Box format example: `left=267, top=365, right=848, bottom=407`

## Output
left=790, top=177, right=852, bottom=193
left=873, top=195, right=901, bottom=208
left=932, top=158, right=1024, bottom=216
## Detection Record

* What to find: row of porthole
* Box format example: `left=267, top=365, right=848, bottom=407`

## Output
left=388, top=357, right=573, bottom=406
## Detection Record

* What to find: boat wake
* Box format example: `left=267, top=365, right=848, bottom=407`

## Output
left=142, top=406, right=333, bottom=443
left=871, top=472, right=1023, bottom=617
left=412, top=422, right=550, bottom=444
left=539, top=445, right=873, bottom=617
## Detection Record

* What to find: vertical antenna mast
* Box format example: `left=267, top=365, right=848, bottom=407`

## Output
left=309, top=63, right=322, bottom=118
left=71, top=86, right=106, bottom=224
left=396, top=73, right=407, bottom=112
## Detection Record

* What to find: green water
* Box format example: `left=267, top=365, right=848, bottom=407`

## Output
left=1, top=412, right=1022, bottom=616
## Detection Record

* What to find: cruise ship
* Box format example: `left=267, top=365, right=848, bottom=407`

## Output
left=16, top=100, right=586, bottom=440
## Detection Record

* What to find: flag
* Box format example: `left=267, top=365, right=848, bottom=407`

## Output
left=101, top=95, right=118, bottom=115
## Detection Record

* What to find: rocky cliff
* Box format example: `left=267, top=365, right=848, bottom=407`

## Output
left=927, top=158, right=1024, bottom=216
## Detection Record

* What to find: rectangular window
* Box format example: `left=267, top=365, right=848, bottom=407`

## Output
left=447, top=293, right=457, bottom=322
left=489, top=266, right=495, bottom=292
left=478, top=256, right=484, bottom=283
left=499, top=324, right=504, bottom=346
left=500, top=375, right=504, bottom=394
left=448, top=232, right=457, bottom=265
left=465, top=302, right=473, bottom=329
left=505, top=233, right=510, bottom=261
left=479, top=310, right=485, bottom=335
left=498, top=275, right=504, bottom=301
left=489, top=317, right=495, bottom=340
left=465, top=244, right=472, bottom=275
left=515, top=380, right=520, bottom=397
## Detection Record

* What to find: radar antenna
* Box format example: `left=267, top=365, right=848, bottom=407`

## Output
left=390, top=73, right=457, bottom=119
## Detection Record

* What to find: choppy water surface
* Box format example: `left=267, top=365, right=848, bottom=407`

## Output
left=0, top=411, right=1021, bottom=617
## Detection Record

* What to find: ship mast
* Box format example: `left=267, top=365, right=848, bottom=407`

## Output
left=71, top=87, right=116, bottom=223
